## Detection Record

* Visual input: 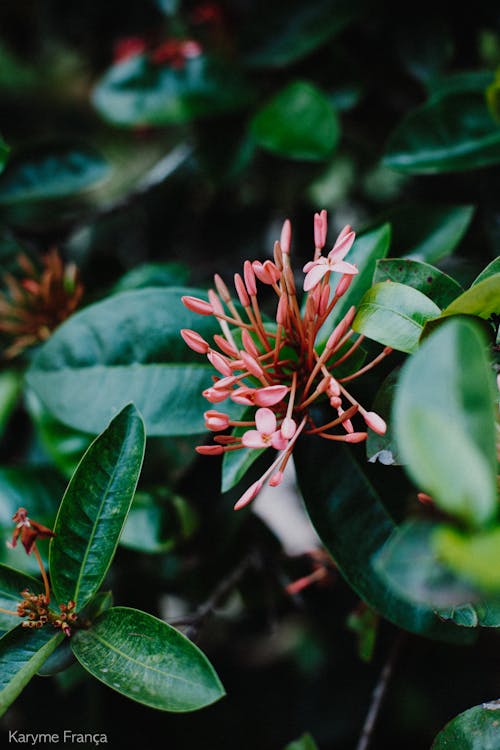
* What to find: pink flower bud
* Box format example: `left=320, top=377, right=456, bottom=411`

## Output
left=254, top=385, right=289, bottom=407
left=214, top=273, right=231, bottom=302
left=269, top=471, right=284, bottom=487
left=335, top=274, right=353, bottom=298
left=231, top=387, right=255, bottom=405
left=196, top=445, right=225, bottom=455
left=208, top=289, right=224, bottom=316
left=240, top=351, right=264, bottom=378
left=327, top=377, right=340, bottom=397
left=280, top=219, right=292, bottom=254
left=343, top=432, right=368, bottom=443
left=243, top=260, right=257, bottom=296
left=276, top=294, right=288, bottom=325
left=242, top=330, right=260, bottom=358
left=203, top=387, right=231, bottom=403
left=319, top=284, right=331, bottom=316
left=273, top=240, right=283, bottom=268
left=234, top=273, right=250, bottom=307
left=363, top=411, right=387, bottom=435
left=180, top=329, right=210, bottom=354
left=213, top=334, right=238, bottom=358
left=204, top=410, right=230, bottom=431
left=181, top=295, right=213, bottom=316
left=234, top=480, right=262, bottom=510
left=314, top=209, right=328, bottom=249
left=207, top=350, right=233, bottom=376
left=280, top=417, right=296, bottom=439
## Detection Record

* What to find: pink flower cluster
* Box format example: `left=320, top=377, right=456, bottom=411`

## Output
left=181, top=211, right=390, bottom=510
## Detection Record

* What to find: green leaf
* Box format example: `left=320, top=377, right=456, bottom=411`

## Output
left=373, top=258, right=463, bottom=308
left=434, top=526, right=500, bottom=593
left=352, top=281, right=441, bottom=353
left=394, top=319, right=498, bottom=527
left=0, top=135, right=9, bottom=174
left=437, top=273, right=500, bottom=321
left=472, top=257, right=500, bottom=286
left=294, top=438, right=470, bottom=643
left=26, top=287, right=242, bottom=436
left=0, top=143, right=110, bottom=204
left=384, top=89, right=500, bottom=173
left=0, top=370, right=21, bottom=439
left=0, top=625, right=64, bottom=716
left=37, top=639, right=75, bottom=676
left=0, top=565, right=42, bottom=632
left=244, top=0, right=362, bottom=68
left=375, top=520, right=479, bottom=609
left=366, top=368, right=401, bottom=465
left=120, top=490, right=198, bottom=554
left=71, top=606, right=225, bottom=711
left=112, top=262, right=190, bottom=294
left=49, top=404, right=145, bottom=610
left=26, top=390, right=92, bottom=478
left=431, top=701, right=500, bottom=749
left=346, top=605, right=378, bottom=662
left=250, top=81, right=339, bottom=160
left=438, top=599, right=500, bottom=629
left=318, top=223, right=391, bottom=339
left=284, top=733, right=319, bottom=750
left=221, top=408, right=266, bottom=493
left=92, top=54, right=252, bottom=127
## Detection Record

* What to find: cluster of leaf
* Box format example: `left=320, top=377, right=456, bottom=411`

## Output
left=0, top=404, right=224, bottom=715
left=0, top=0, right=500, bottom=747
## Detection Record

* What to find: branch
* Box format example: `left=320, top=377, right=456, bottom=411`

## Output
left=168, top=553, right=255, bottom=640
left=356, top=633, right=406, bottom=750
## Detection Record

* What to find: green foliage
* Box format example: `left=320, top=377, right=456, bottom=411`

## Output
left=352, top=281, right=441, bottom=353
left=250, top=81, right=340, bottom=160
left=284, top=733, right=319, bottom=750
left=393, top=319, right=497, bottom=527
left=49, top=404, right=145, bottom=609
left=373, top=258, right=463, bottom=308
left=71, top=607, right=225, bottom=712
left=432, top=702, right=500, bottom=749
left=26, top=288, right=242, bottom=436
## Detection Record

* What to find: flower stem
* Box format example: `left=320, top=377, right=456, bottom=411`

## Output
left=33, top=543, right=51, bottom=603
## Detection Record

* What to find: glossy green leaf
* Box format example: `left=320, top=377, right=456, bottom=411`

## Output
left=352, top=281, right=441, bottom=353
left=49, top=404, right=145, bottom=610
left=0, top=625, right=64, bottom=716
left=37, top=639, right=75, bottom=676
left=431, top=702, right=500, bottom=749
left=379, top=203, right=474, bottom=263
left=112, top=262, right=190, bottom=294
left=384, top=89, right=500, bottom=173
left=319, top=223, right=391, bottom=338
left=26, top=287, right=241, bottom=436
left=437, top=274, right=500, bottom=321
left=120, top=490, right=198, bottom=554
left=250, top=81, right=339, bottom=160
left=472, top=257, right=500, bottom=286
left=26, top=391, right=92, bottom=478
left=394, top=319, right=497, bottom=526
left=366, top=368, right=401, bottom=465
left=0, top=143, right=110, bottom=204
left=71, top=606, right=225, bottom=711
left=244, top=0, right=361, bottom=68
left=375, top=520, right=478, bottom=609
left=346, top=605, right=378, bottom=662
left=93, top=53, right=252, bottom=127
left=0, top=370, right=21, bottom=439
left=434, top=526, right=500, bottom=592
left=285, top=733, right=319, bottom=750
left=438, top=599, right=500, bottom=629
left=0, top=565, right=42, bottom=632
left=426, top=71, right=493, bottom=99
left=0, top=135, right=9, bottom=174
left=373, top=258, right=462, bottom=308
left=294, top=438, right=470, bottom=643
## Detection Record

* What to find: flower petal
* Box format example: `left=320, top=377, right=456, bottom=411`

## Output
left=271, top=431, right=288, bottom=450
left=330, top=260, right=358, bottom=275
left=254, top=385, right=289, bottom=407
left=303, top=263, right=330, bottom=292
left=242, top=430, right=268, bottom=448
left=255, top=407, right=277, bottom=434
left=328, top=230, right=355, bottom=262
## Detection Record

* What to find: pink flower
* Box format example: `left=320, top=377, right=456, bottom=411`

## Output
left=181, top=209, right=391, bottom=511
left=303, top=225, right=358, bottom=292
left=242, top=408, right=288, bottom=450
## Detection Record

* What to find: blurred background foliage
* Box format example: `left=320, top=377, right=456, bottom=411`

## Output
left=0, top=1, right=499, bottom=748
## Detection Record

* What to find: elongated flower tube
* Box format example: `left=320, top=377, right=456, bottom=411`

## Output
left=181, top=211, right=390, bottom=510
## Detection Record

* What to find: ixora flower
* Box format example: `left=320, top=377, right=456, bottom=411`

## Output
left=181, top=210, right=391, bottom=510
